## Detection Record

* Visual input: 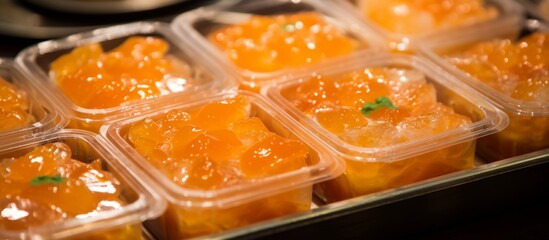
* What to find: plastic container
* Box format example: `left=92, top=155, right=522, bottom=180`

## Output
left=171, top=0, right=388, bottom=92
left=334, top=0, right=523, bottom=52
left=263, top=53, right=508, bottom=203
left=101, top=90, right=344, bottom=239
left=0, top=129, right=165, bottom=240
left=0, top=58, right=63, bottom=144
left=15, top=21, right=236, bottom=133
left=419, top=19, right=549, bottom=162
left=517, top=0, right=549, bottom=22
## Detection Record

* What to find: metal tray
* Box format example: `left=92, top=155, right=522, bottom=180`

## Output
left=194, top=149, right=549, bottom=239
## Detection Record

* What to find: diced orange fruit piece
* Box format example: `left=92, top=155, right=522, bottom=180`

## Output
left=240, top=133, right=309, bottom=178
left=208, top=12, right=359, bottom=72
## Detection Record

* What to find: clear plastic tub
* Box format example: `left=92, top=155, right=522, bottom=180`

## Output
left=0, top=129, right=165, bottom=240
left=171, top=0, right=388, bottom=92
left=0, top=58, right=63, bottom=144
left=263, top=53, right=508, bottom=202
left=15, top=21, right=236, bottom=133
left=101, top=90, right=344, bottom=239
left=334, top=0, right=523, bottom=52
left=419, top=19, right=549, bottom=162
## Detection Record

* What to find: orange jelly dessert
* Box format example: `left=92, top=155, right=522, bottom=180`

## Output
left=358, top=0, right=498, bottom=35
left=128, top=95, right=311, bottom=238
left=208, top=11, right=360, bottom=76
left=285, top=67, right=474, bottom=202
left=443, top=33, right=549, bottom=161
left=50, top=36, right=191, bottom=109
left=0, top=77, right=34, bottom=132
left=0, top=142, right=141, bottom=239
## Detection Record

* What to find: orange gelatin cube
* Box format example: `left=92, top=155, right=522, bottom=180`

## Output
left=285, top=67, right=474, bottom=202
left=50, top=36, right=191, bottom=109
left=0, top=143, right=139, bottom=239
left=0, top=77, right=34, bottom=132
left=360, top=0, right=498, bottom=35
left=128, top=95, right=311, bottom=238
left=208, top=12, right=360, bottom=73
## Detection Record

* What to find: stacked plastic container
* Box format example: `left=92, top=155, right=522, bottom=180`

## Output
left=0, top=0, right=543, bottom=239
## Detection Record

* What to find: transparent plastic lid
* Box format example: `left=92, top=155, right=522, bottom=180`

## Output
left=171, top=0, right=388, bottom=90
left=334, top=0, right=524, bottom=51
left=263, top=53, right=509, bottom=162
left=101, top=90, right=345, bottom=209
left=0, top=58, right=65, bottom=144
left=418, top=18, right=549, bottom=116
left=15, top=21, right=237, bottom=130
left=0, top=129, right=166, bottom=240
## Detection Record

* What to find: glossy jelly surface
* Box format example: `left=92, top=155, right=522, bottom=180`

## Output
left=284, top=67, right=475, bottom=202
left=128, top=95, right=311, bottom=238
left=50, top=36, right=192, bottom=109
left=0, top=77, right=34, bottom=132
left=208, top=12, right=360, bottom=73
left=358, top=0, right=498, bottom=35
left=443, top=33, right=549, bottom=160
left=0, top=142, right=141, bottom=239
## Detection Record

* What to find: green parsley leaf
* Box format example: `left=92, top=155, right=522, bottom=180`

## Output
left=30, top=174, right=66, bottom=186
left=361, top=96, right=397, bottom=116
left=282, top=23, right=296, bottom=32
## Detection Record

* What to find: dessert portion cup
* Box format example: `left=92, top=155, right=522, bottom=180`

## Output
left=172, top=0, right=387, bottom=92
left=263, top=53, right=508, bottom=202
left=0, top=129, right=165, bottom=240
left=101, top=90, right=344, bottom=239
left=16, top=21, right=235, bottom=133
left=419, top=19, right=549, bottom=162
left=334, top=0, right=523, bottom=52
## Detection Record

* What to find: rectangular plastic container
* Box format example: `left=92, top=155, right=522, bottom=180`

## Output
left=171, top=0, right=388, bottom=92
left=15, top=21, right=236, bottom=133
left=101, top=90, right=344, bottom=239
left=334, top=0, right=523, bottom=52
left=0, top=129, right=165, bottom=240
left=263, top=53, right=508, bottom=203
left=418, top=19, right=549, bottom=162
left=0, top=58, right=63, bottom=144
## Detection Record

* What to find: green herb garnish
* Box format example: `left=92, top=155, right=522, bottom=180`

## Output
left=282, top=22, right=296, bottom=32
left=30, top=174, right=65, bottom=186
left=361, top=96, right=397, bottom=116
